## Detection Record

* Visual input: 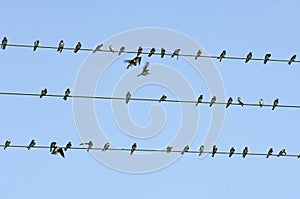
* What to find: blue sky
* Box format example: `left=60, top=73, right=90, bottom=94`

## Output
left=1, top=0, right=300, bottom=198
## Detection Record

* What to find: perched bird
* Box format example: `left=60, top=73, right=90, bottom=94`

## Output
left=4, top=139, right=11, bottom=150
left=109, top=45, right=115, bottom=53
left=237, top=97, right=244, bottom=107
left=229, top=147, right=235, bottom=157
left=40, top=88, right=47, bottom=98
left=130, top=143, right=137, bottom=155
left=288, top=54, right=296, bottom=65
left=245, top=52, right=252, bottom=63
left=148, top=48, right=155, bottom=57
left=64, top=142, right=72, bottom=151
left=159, top=94, right=167, bottom=103
left=195, top=95, right=203, bottom=106
left=161, top=48, right=166, bottom=58
left=92, top=44, right=103, bottom=53
left=125, top=56, right=142, bottom=69
left=102, top=142, right=110, bottom=152
left=242, top=146, right=248, bottom=158
left=27, top=139, right=36, bottom=150
left=218, top=50, right=226, bottom=62
left=80, top=141, right=93, bottom=152
left=277, top=149, right=286, bottom=157
left=210, top=96, right=217, bottom=107
left=74, top=42, right=81, bottom=53
left=259, top=98, right=264, bottom=107
left=1, top=37, right=8, bottom=49
left=181, top=145, right=189, bottom=155
left=166, top=146, right=172, bottom=153
left=57, top=40, right=64, bottom=53
left=125, top=91, right=131, bottom=104
left=212, top=145, right=217, bottom=157
left=33, top=40, right=39, bottom=51
left=50, top=142, right=57, bottom=152
left=137, top=46, right=143, bottom=57
left=264, top=53, right=271, bottom=64
left=266, top=148, right=273, bottom=158
left=118, top=46, right=125, bottom=56
left=195, top=50, right=202, bottom=60
left=272, top=98, right=279, bottom=110
left=63, top=88, right=71, bottom=101
left=171, top=49, right=180, bottom=60
left=226, top=97, right=233, bottom=108
left=51, top=146, right=65, bottom=158
left=199, top=145, right=204, bottom=156
left=137, top=62, right=150, bottom=77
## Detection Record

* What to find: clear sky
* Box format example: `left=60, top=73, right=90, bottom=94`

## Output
left=1, top=0, right=300, bottom=198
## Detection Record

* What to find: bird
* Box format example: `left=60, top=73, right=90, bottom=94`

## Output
left=161, top=48, right=166, bottom=58
left=130, top=143, right=137, bottom=155
left=195, top=95, right=203, bottom=106
left=57, top=40, right=64, bottom=53
left=102, top=142, right=110, bottom=152
left=92, top=44, right=103, bottom=53
left=237, top=97, right=244, bottom=107
left=199, top=145, right=204, bottom=156
left=51, top=146, right=65, bottom=158
left=159, top=94, right=167, bottom=103
left=298, top=154, right=300, bottom=159
left=125, top=56, right=142, bottom=69
left=288, top=55, right=296, bottom=65
left=264, top=53, right=271, bottom=64
left=277, top=149, right=286, bottom=157
left=125, top=91, right=131, bottom=104
left=171, top=49, right=180, bottom=60
left=266, top=148, right=273, bottom=158
left=118, top=46, right=125, bottom=56
left=195, top=50, right=202, bottom=60
left=272, top=98, right=279, bottom=110
left=259, top=98, right=264, bottom=107
left=109, top=45, right=115, bottom=53
left=209, top=96, right=216, bottom=107
left=50, top=142, right=57, bottom=152
left=27, top=139, right=36, bottom=150
left=80, top=141, right=93, bottom=152
left=148, top=48, right=155, bottom=57
left=137, top=62, right=150, bottom=77
left=166, top=146, right=172, bottom=153
left=242, top=146, right=248, bottom=158
left=64, top=142, right=72, bottom=151
left=218, top=50, right=226, bottom=62
left=226, top=97, right=233, bottom=108
left=137, top=46, right=143, bottom=56
left=63, top=88, right=71, bottom=101
left=181, top=145, right=189, bottom=155
left=1, top=37, right=8, bottom=49
left=33, top=40, right=39, bottom=51
left=74, top=42, right=81, bottom=53
left=245, top=52, right=252, bottom=63
left=212, top=145, right=217, bottom=157
left=4, top=139, right=11, bottom=150
left=229, top=147, right=235, bottom=157
left=40, top=88, right=47, bottom=98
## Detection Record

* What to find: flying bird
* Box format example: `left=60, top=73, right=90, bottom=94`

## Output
left=74, top=42, right=81, bottom=53
left=266, top=148, right=273, bottom=158
left=218, top=50, right=226, bottom=62
left=166, top=146, right=172, bottom=153
left=161, top=48, right=166, bottom=58
left=199, top=145, right=204, bottom=156
left=51, top=146, right=65, bottom=158
left=148, top=48, right=155, bottom=57
left=237, top=97, right=244, bottom=107
left=212, top=145, right=217, bottom=157
left=4, top=139, right=11, bottom=150
left=1, top=37, right=8, bottom=49
left=171, top=49, right=180, bottom=60
left=195, top=95, right=203, bottom=106
left=102, top=142, right=110, bottom=152
left=63, top=88, right=71, bottom=101
left=226, top=97, right=233, bottom=108
left=159, top=94, right=167, bottom=103
left=64, top=142, right=72, bottom=151
left=50, top=142, right=57, bottom=152
left=181, top=145, right=189, bottom=155
left=130, top=143, right=137, bottom=155
left=195, top=50, right=202, bottom=60
left=40, top=88, right=47, bottom=98
left=80, top=141, right=93, bottom=152
left=245, top=52, right=252, bottom=63
left=118, top=46, right=125, bottom=55
left=109, top=45, right=115, bottom=53
left=259, top=99, right=264, bottom=107
left=33, top=40, right=39, bottom=51
left=229, top=147, right=235, bottom=157
left=264, top=53, right=271, bottom=64
left=92, top=44, right=103, bottom=53
left=57, top=40, right=64, bottom=53
left=125, top=56, right=142, bottom=69
left=137, top=46, right=143, bottom=57
left=272, top=98, right=279, bottom=110
left=137, top=62, right=150, bottom=77
left=277, top=149, right=286, bottom=157
left=209, top=96, right=216, bottom=107
left=27, top=139, right=36, bottom=150
left=288, top=54, right=296, bottom=65
left=125, top=91, right=131, bottom=104
left=242, top=146, right=248, bottom=158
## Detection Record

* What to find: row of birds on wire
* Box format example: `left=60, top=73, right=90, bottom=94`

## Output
left=1, top=139, right=297, bottom=159
left=0, top=37, right=299, bottom=65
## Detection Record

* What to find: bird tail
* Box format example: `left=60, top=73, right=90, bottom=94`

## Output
left=272, top=107, right=275, bottom=110
left=63, top=96, right=67, bottom=101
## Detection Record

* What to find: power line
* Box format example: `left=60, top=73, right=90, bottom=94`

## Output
left=0, top=91, right=298, bottom=109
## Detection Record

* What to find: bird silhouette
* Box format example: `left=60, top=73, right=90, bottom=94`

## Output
left=50, top=142, right=57, bottom=152
left=40, top=88, right=47, bottom=98
left=266, top=148, right=273, bottom=158
left=288, top=54, right=296, bottom=65
left=118, top=46, right=125, bottom=55
left=51, top=146, right=65, bottom=158
left=210, top=96, right=216, bottom=107
left=161, top=48, right=166, bottom=58
left=64, top=142, right=72, bottom=151
left=4, top=139, right=11, bottom=150
left=125, top=91, right=131, bottom=104
left=237, top=97, right=244, bottom=107
left=218, top=50, right=226, bottom=62
left=1, top=37, right=8, bottom=49
left=277, top=149, right=286, bottom=157
left=245, top=52, right=252, bottom=63
left=125, top=56, right=142, bottom=69
left=137, top=62, right=150, bottom=77
left=195, top=50, right=202, bottom=60
left=226, top=97, right=233, bottom=108
left=27, top=139, right=36, bottom=150
left=102, top=142, right=110, bottom=152
left=166, top=146, right=172, bottom=153
left=181, top=145, right=189, bottom=155
left=195, top=95, right=203, bottom=106
left=63, top=88, right=71, bottom=101
left=212, top=145, right=217, bottom=157
left=148, top=48, right=155, bottom=57
left=171, top=49, right=180, bottom=60
left=137, top=46, right=143, bottom=56
left=159, top=94, right=167, bottom=103
left=57, top=40, right=64, bottom=53
left=130, top=143, right=137, bottom=155
left=272, top=98, right=279, bottom=110
left=229, top=147, right=235, bottom=157
left=199, top=145, right=204, bottom=156
left=80, top=141, right=93, bottom=152
left=259, top=99, right=264, bottom=107
left=109, top=45, right=115, bottom=53
left=74, top=42, right=81, bottom=53
left=242, top=146, right=248, bottom=158
left=33, top=40, right=39, bottom=51
left=264, top=53, right=271, bottom=64
left=92, top=44, right=103, bottom=53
